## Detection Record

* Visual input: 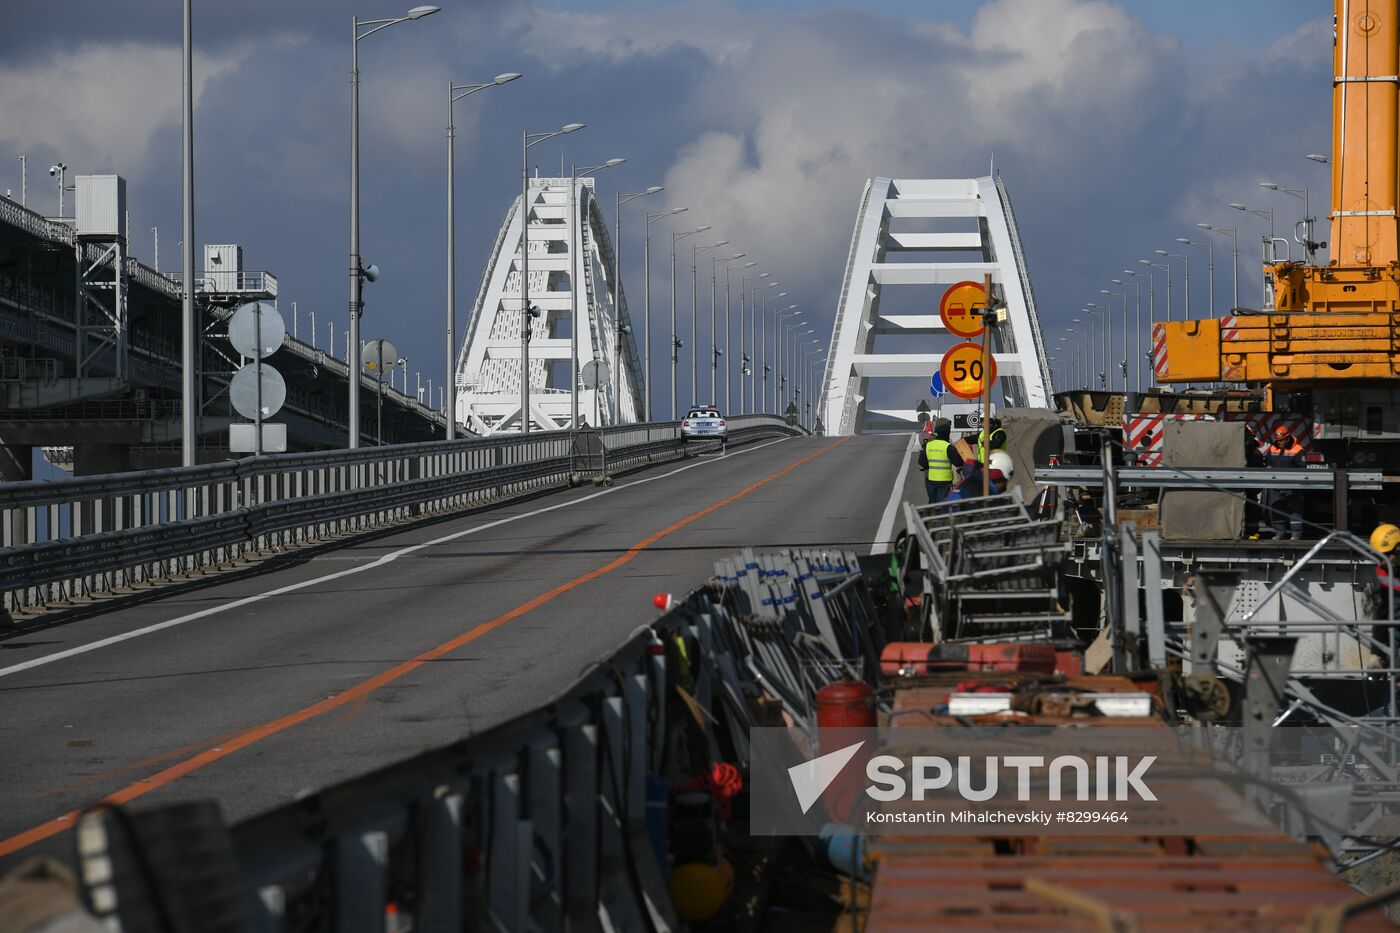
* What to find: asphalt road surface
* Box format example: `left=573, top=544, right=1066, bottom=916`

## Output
left=0, top=433, right=916, bottom=869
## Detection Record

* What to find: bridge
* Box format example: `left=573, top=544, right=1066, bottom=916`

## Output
left=0, top=156, right=1072, bottom=906
left=0, top=170, right=1032, bottom=879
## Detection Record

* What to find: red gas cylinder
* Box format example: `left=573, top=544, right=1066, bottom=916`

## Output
left=816, top=679, right=876, bottom=728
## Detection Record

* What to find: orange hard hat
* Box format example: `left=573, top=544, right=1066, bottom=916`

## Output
left=1273, top=424, right=1291, bottom=439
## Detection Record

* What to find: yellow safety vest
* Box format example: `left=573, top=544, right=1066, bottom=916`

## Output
left=977, top=428, right=1005, bottom=464
left=925, top=439, right=953, bottom=482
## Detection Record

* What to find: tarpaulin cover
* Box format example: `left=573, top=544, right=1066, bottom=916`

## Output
left=1160, top=420, right=1244, bottom=541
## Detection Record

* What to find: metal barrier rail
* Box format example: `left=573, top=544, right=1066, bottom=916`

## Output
left=69, top=546, right=875, bottom=932
left=0, top=415, right=799, bottom=613
left=1035, top=466, right=1384, bottom=491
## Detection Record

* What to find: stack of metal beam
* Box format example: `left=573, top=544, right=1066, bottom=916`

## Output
left=900, top=491, right=1070, bottom=642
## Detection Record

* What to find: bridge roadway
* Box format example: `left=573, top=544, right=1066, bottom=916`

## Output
left=0, top=432, right=919, bottom=867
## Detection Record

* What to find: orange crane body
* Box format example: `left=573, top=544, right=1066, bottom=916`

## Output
left=1155, top=1, right=1400, bottom=460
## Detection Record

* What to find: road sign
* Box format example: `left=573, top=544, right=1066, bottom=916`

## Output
left=581, top=358, right=610, bottom=388
left=939, top=280, right=987, bottom=339
left=230, top=364, right=287, bottom=419
left=930, top=371, right=946, bottom=398
left=228, top=302, right=285, bottom=358
left=229, top=423, right=287, bottom=453
left=940, top=341, right=996, bottom=400
left=361, top=338, right=399, bottom=375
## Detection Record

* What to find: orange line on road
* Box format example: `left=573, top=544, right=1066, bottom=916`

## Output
left=0, top=436, right=850, bottom=859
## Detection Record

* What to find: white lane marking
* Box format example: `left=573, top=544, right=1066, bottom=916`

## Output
left=871, top=433, right=917, bottom=555
left=0, top=438, right=792, bottom=679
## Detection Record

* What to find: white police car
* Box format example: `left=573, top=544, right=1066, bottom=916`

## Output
left=681, top=406, right=728, bottom=442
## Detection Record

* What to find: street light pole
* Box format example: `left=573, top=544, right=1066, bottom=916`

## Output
left=181, top=0, right=196, bottom=467
left=612, top=187, right=662, bottom=424
left=761, top=292, right=789, bottom=411
left=520, top=122, right=585, bottom=434
left=1141, top=259, right=1171, bottom=322
left=671, top=226, right=709, bottom=418
left=1122, top=271, right=1143, bottom=391
left=1100, top=287, right=1127, bottom=391
left=1178, top=238, right=1213, bottom=318
left=752, top=281, right=780, bottom=411
left=350, top=5, right=440, bottom=449
left=568, top=157, right=625, bottom=428
left=1158, top=249, right=1189, bottom=319
left=691, top=239, right=728, bottom=402
left=725, top=261, right=755, bottom=414
left=775, top=309, right=801, bottom=409
left=710, top=253, right=744, bottom=405
left=447, top=72, right=520, bottom=440
left=742, top=273, right=772, bottom=412
left=1196, top=223, right=1238, bottom=311
left=1084, top=304, right=1108, bottom=388
left=643, top=207, right=685, bottom=421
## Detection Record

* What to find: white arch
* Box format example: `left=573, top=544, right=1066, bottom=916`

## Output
left=819, top=175, right=1052, bottom=435
left=455, top=177, right=644, bottom=434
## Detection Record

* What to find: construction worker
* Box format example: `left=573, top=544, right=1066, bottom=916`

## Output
left=1243, top=423, right=1265, bottom=539
left=918, top=418, right=963, bottom=503
left=1264, top=424, right=1305, bottom=540
left=1369, top=524, right=1400, bottom=614
left=976, top=420, right=1007, bottom=465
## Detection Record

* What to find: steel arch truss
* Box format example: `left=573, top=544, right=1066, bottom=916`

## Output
left=455, top=178, right=644, bottom=435
left=819, top=176, right=1052, bottom=435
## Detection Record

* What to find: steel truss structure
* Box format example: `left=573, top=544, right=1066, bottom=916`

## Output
left=455, top=177, right=643, bottom=434
left=820, top=175, right=1053, bottom=435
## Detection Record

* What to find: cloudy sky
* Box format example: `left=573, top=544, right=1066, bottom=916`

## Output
left=0, top=0, right=1330, bottom=417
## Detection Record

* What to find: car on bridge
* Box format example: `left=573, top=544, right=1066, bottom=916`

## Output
left=681, top=406, right=728, bottom=443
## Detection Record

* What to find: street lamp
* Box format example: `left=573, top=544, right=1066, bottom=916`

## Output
left=1140, top=258, right=1171, bottom=322
left=743, top=273, right=774, bottom=412
left=1122, top=270, right=1146, bottom=391
left=1083, top=303, right=1110, bottom=389
left=642, top=207, right=686, bottom=421
left=48, top=162, right=67, bottom=218
left=789, top=326, right=814, bottom=410
left=446, top=71, right=520, bottom=440
left=691, top=239, right=729, bottom=402
left=1101, top=286, right=1127, bottom=390
left=518, top=121, right=585, bottom=434
left=1127, top=269, right=1156, bottom=387
left=1195, top=223, right=1238, bottom=311
left=1070, top=319, right=1092, bottom=389
left=767, top=291, right=789, bottom=406
left=611, top=186, right=663, bottom=424
left=1306, top=153, right=1329, bottom=165
left=711, top=252, right=746, bottom=406
left=349, top=4, right=440, bottom=448
left=1230, top=203, right=1285, bottom=306
left=803, top=343, right=825, bottom=430
left=1176, top=238, right=1213, bottom=317
left=776, top=310, right=804, bottom=408
left=671, top=226, right=710, bottom=418
left=1260, top=181, right=1320, bottom=261
left=569, top=156, right=626, bottom=427
left=751, top=280, right=781, bottom=410
left=1156, top=249, right=1190, bottom=319
left=724, top=261, right=757, bottom=413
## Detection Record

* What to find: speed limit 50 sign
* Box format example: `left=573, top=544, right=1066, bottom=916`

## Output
left=940, top=341, right=997, bottom=400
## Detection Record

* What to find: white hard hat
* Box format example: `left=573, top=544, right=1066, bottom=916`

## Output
left=988, top=449, right=1014, bottom=478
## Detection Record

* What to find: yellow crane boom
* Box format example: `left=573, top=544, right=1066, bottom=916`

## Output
left=1157, top=0, right=1400, bottom=386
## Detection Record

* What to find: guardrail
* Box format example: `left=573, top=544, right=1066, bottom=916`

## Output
left=0, top=415, right=800, bottom=614
left=67, top=545, right=876, bottom=932
left=1034, top=466, right=1384, bottom=491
